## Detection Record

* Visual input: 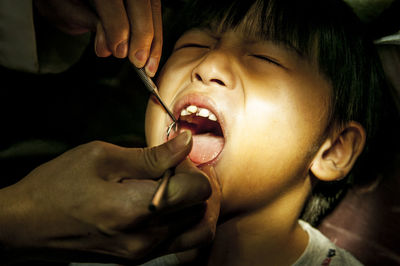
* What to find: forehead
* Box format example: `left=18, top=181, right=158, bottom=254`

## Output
left=189, top=8, right=306, bottom=62
left=191, top=1, right=313, bottom=60
left=204, top=2, right=266, bottom=39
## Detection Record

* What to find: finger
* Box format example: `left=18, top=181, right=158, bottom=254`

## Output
left=145, top=202, right=207, bottom=232
left=147, top=159, right=211, bottom=212
left=165, top=158, right=211, bottom=210
left=144, top=0, right=163, bottom=77
left=94, top=22, right=112, bottom=57
left=94, top=204, right=206, bottom=263
left=120, top=203, right=207, bottom=262
left=166, top=166, right=221, bottom=252
left=93, top=0, right=130, bottom=58
left=125, top=0, right=154, bottom=68
left=163, top=159, right=212, bottom=209
left=103, top=131, right=193, bottom=181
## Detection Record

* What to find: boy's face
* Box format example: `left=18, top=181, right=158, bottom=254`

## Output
left=145, top=21, right=333, bottom=215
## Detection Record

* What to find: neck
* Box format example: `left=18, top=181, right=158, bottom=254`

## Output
left=200, top=179, right=311, bottom=266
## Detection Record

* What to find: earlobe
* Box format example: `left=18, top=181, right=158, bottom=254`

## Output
left=310, top=121, right=366, bottom=182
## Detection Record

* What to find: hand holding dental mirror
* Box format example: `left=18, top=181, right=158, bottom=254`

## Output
left=133, top=67, right=179, bottom=210
left=0, top=131, right=218, bottom=263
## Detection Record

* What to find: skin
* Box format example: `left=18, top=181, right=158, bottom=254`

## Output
left=0, top=132, right=221, bottom=263
left=34, top=0, right=163, bottom=76
left=145, top=16, right=366, bottom=265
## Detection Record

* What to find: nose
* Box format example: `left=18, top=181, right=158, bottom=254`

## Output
left=191, top=50, right=236, bottom=89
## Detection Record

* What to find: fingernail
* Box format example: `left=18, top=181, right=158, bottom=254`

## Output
left=134, top=49, right=147, bottom=67
left=116, top=41, right=128, bottom=58
left=145, top=57, right=158, bottom=77
left=170, top=130, right=192, bottom=151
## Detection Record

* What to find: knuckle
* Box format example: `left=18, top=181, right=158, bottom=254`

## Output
left=84, top=140, right=109, bottom=159
left=135, top=20, right=154, bottom=36
left=151, top=0, right=162, bottom=12
left=132, top=28, right=154, bottom=46
left=108, top=27, right=130, bottom=46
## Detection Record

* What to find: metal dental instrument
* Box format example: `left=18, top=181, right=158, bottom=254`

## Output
left=134, top=68, right=177, bottom=211
left=148, top=169, right=173, bottom=211
left=134, top=67, right=177, bottom=138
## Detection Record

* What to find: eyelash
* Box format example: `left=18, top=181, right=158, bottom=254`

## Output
left=251, top=54, right=283, bottom=68
left=176, top=43, right=210, bottom=50
left=175, top=44, right=285, bottom=69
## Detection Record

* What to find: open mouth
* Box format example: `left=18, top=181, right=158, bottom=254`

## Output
left=173, top=102, right=225, bottom=165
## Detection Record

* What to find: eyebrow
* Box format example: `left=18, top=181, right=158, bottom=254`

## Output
left=241, top=21, right=306, bottom=59
left=264, top=39, right=305, bottom=59
left=198, top=23, right=306, bottom=60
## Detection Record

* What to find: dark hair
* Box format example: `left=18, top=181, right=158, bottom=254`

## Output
left=162, top=0, right=388, bottom=225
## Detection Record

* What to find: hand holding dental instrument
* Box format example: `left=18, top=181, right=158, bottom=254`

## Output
left=134, top=67, right=177, bottom=138
left=133, top=67, right=178, bottom=211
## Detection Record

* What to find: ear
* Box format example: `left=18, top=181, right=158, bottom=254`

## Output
left=310, top=121, right=366, bottom=181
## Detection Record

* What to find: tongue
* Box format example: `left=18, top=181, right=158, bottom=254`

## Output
left=189, top=133, right=224, bottom=164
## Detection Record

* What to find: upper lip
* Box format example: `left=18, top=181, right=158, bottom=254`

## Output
left=172, top=92, right=226, bottom=138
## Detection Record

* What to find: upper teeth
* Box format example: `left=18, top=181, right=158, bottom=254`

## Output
left=180, top=105, right=217, bottom=121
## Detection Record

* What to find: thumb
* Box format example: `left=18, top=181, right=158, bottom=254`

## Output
left=138, top=130, right=193, bottom=178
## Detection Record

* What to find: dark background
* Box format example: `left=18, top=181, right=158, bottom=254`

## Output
left=0, top=43, right=149, bottom=187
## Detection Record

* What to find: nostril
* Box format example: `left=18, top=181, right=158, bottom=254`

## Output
left=211, top=79, right=225, bottom=86
left=195, top=73, right=203, bottom=82
left=193, top=73, right=228, bottom=87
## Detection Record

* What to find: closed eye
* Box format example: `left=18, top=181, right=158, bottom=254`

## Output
left=251, top=54, right=286, bottom=69
left=175, top=43, right=210, bottom=51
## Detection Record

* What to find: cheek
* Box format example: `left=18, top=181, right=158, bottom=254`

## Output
left=145, top=99, right=165, bottom=147
left=145, top=58, right=187, bottom=147
left=156, top=55, right=195, bottom=103
left=216, top=147, right=308, bottom=215
left=215, top=93, right=324, bottom=213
